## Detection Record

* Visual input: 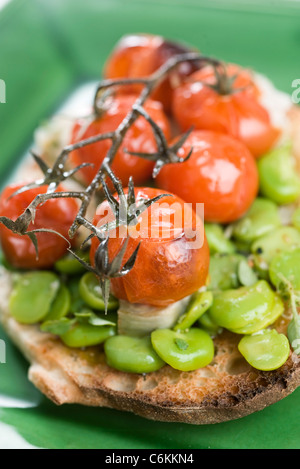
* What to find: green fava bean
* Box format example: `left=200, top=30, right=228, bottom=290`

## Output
left=9, top=271, right=60, bottom=324
left=292, top=207, right=300, bottom=231
left=238, top=329, right=290, bottom=371
left=174, top=291, right=213, bottom=331
left=208, top=253, right=244, bottom=291
left=42, top=284, right=71, bottom=322
left=204, top=223, right=235, bottom=254
left=251, top=226, right=300, bottom=268
left=198, top=311, right=222, bottom=336
left=258, top=143, right=300, bottom=204
left=237, top=259, right=258, bottom=287
left=104, top=335, right=165, bottom=373
left=61, top=322, right=116, bottom=348
left=54, top=250, right=90, bottom=275
left=287, top=318, right=300, bottom=355
left=269, top=248, right=300, bottom=292
left=79, top=272, right=119, bottom=311
left=209, top=280, right=284, bottom=335
left=232, top=198, right=281, bottom=243
left=67, top=276, right=86, bottom=314
left=151, top=328, right=214, bottom=371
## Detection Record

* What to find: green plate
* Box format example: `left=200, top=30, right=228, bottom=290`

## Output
left=0, top=0, right=300, bottom=449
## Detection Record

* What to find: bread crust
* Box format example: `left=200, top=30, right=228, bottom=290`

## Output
left=0, top=105, right=300, bottom=425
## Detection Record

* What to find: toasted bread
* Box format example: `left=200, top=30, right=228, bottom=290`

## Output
left=0, top=265, right=299, bottom=425
left=0, top=101, right=300, bottom=425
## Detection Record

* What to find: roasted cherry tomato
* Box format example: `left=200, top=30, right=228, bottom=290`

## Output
left=90, top=187, right=209, bottom=307
left=192, top=63, right=261, bottom=99
left=70, top=95, right=170, bottom=186
left=155, top=130, right=259, bottom=224
left=103, top=34, right=199, bottom=113
left=0, top=184, right=78, bottom=269
left=172, top=63, right=280, bottom=158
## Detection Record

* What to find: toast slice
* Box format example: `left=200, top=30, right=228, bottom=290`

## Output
left=1, top=266, right=299, bottom=425
left=0, top=106, right=300, bottom=425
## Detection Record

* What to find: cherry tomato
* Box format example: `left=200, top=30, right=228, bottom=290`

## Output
left=172, top=63, right=280, bottom=158
left=155, top=130, right=259, bottom=224
left=70, top=95, right=170, bottom=186
left=103, top=34, right=199, bottom=113
left=104, top=34, right=162, bottom=82
left=192, top=63, right=261, bottom=99
left=0, top=184, right=78, bottom=269
left=90, top=187, right=209, bottom=307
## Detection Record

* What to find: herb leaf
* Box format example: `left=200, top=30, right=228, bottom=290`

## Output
left=74, top=310, right=116, bottom=327
left=174, top=338, right=189, bottom=351
left=40, top=317, right=76, bottom=335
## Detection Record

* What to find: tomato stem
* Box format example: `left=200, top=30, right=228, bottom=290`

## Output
left=0, top=50, right=220, bottom=311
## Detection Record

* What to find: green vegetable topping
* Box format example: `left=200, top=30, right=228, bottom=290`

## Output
left=174, top=338, right=189, bottom=350
left=251, top=226, right=300, bottom=271
left=209, top=280, right=284, bottom=335
left=204, top=223, right=235, bottom=254
left=40, top=317, right=77, bottom=336
left=269, top=248, right=300, bottom=292
left=9, top=271, right=60, bottom=324
left=198, top=311, right=222, bottom=336
left=208, top=253, right=245, bottom=291
left=42, top=284, right=71, bottom=322
left=174, top=290, right=213, bottom=331
left=232, top=197, right=281, bottom=243
left=104, top=335, right=165, bottom=373
left=269, top=255, right=300, bottom=355
left=61, top=322, right=116, bottom=348
left=237, top=259, right=258, bottom=287
left=238, top=329, right=290, bottom=371
left=79, top=272, right=119, bottom=311
left=258, top=143, right=300, bottom=204
left=54, top=250, right=90, bottom=275
left=151, top=328, right=214, bottom=371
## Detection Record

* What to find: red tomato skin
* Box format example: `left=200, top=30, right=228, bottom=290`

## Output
left=156, top=130, right=259, bottom=224
left=103, top=34, right=163, bottom=80
left=90, top=188, right=209, bottom=307
left=172, top=65, right=280, bottom=158
left=191, top=64, right=261, bottom=99
left=103, top=34, right=199, bottom=113
left=70, top=95, right=170, bottom=186
left=0, top=184, right=78, bottom=269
